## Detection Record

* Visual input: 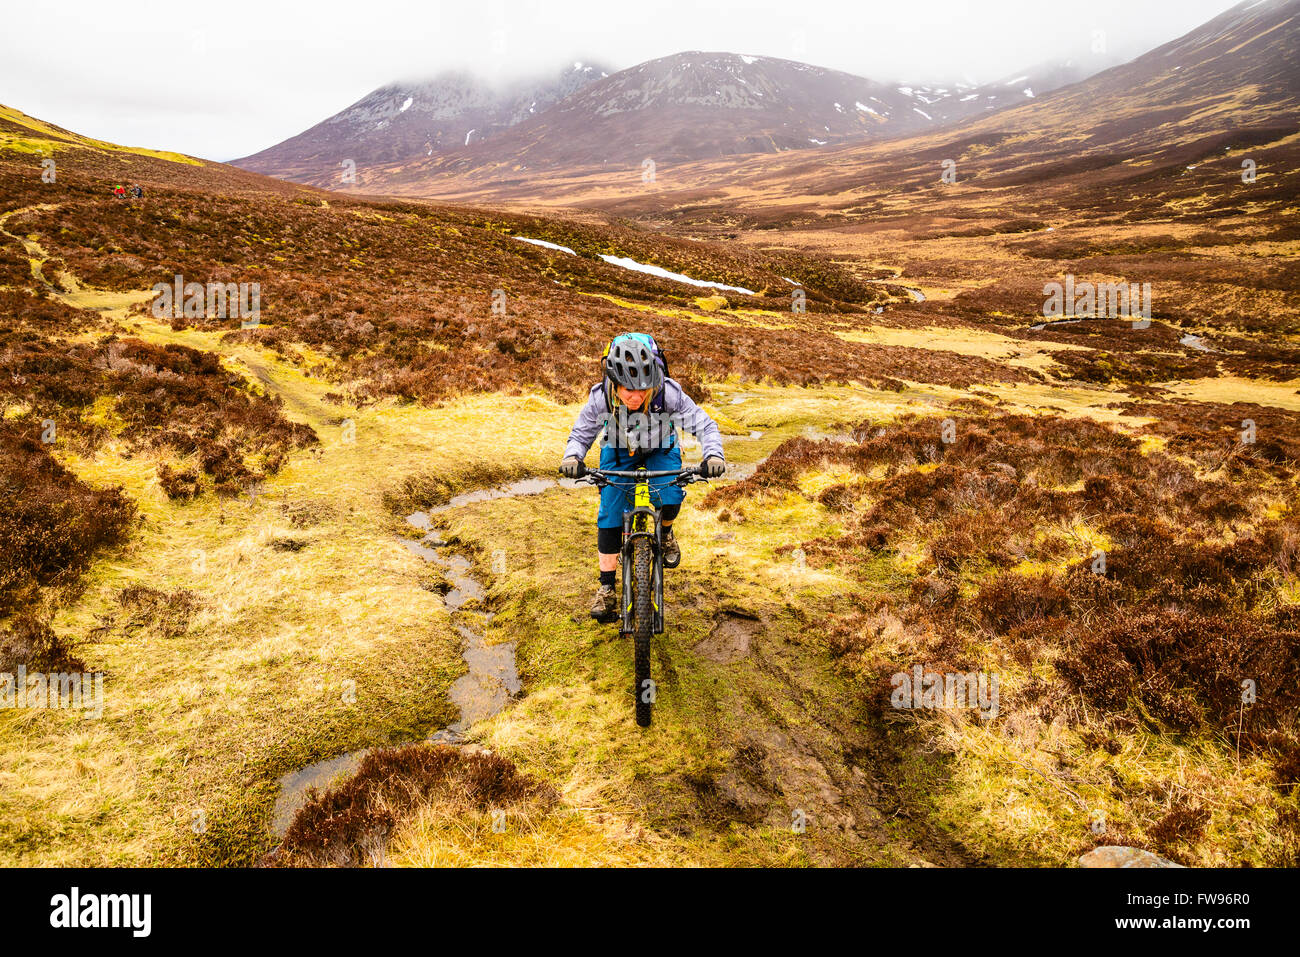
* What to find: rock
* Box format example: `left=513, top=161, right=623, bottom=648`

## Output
left=695, top=294, right=730, bottom=312
left=1078, top=846, right=1184, bottom=868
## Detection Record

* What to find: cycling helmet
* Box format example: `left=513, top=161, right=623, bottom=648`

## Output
left=602, top=334, right=664, bottom=391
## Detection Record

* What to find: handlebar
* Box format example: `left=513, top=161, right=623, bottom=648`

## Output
left=560, top=463, right=718, bottom=486
left=587, top=466, right=705, bottom=478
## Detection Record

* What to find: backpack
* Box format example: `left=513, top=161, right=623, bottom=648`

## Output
left=601, top=333, right=669, bottom=413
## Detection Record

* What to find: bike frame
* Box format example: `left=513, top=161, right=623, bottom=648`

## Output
left=584, top=466, right=704, bottom=635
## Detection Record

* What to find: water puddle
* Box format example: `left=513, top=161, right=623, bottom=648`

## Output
left=399, top=514, right=517, bottom=738
left=271, top=506, right=525, bottom=836
left=1028, top=318, right=1085, bottom=331
left=418, top=476, right=585, bottom=515
left=271, top=752, right=365, bottom=837
left=863, top=276, right=926, bottom=303
left=1027, top=317, right=1149, bottom=332
left=1180, top=332, right=1214, bottom=352
left=272, top=459, right=764, bottom=836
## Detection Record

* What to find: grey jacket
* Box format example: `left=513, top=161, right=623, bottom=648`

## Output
left=564, top=378, right=725, bottom=462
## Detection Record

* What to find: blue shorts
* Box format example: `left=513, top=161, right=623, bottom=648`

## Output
left=596, top=443, right=685, bottom=528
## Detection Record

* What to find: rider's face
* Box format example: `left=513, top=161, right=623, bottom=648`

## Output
left=616, top=385, right=648, bottom=410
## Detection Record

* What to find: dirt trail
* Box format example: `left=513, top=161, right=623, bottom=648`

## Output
left=0, top=204, right=61, bottom=292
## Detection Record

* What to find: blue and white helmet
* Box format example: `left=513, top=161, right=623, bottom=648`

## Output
left=602, top=333, right=664, bottom=391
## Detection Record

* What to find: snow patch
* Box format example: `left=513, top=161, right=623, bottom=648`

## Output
left=1022, top=87, right=1035, bottom=98
left=400, top=97, right=413, bottom=112
left=513, top=236, right=577, bottom=255
left=740, top=55, right=758, bottom=64
left=598, top=255, right=755, bottom=295
left=913, top=107, right=932, bottom=120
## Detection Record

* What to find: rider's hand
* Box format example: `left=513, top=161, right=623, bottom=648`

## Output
left=702, top=456, right=725, bottom=478
left=559, top=456, right=586, bottom=479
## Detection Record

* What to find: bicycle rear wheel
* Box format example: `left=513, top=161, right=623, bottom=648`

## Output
left=631, top=535, right=654, bottom=727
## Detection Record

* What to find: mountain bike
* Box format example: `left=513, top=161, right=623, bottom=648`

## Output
left=579, top=464, right=710, bottom=727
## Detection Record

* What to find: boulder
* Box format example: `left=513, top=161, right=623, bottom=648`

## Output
left=1078, top=846, right=1184, bottom=868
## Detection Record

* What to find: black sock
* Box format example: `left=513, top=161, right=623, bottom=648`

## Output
left=600, top=570, right=616, bottom=588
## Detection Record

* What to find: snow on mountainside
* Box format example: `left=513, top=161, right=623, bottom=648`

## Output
left=232, top=61, right=613, bottom=183
left=236, top=49, right=1115, bottom=190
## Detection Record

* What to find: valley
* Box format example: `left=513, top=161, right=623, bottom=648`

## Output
left=1, top=0, right=1298, bottom=869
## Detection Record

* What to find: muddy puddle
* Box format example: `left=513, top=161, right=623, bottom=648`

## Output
left=400, top=522, right=521, bottom=742
left=1027, top=318, right=1217, bottom=353
left=270, top=528, right=513, bottom=835
left=270, top=513, right=521, bottom=837
left=1028, top=317, right=1152, bottom=331
left=862, top=276, right=926, bottom=303
left=420, top=476, right=585, bottom=514
left=271, top=451, right=765, bottom=836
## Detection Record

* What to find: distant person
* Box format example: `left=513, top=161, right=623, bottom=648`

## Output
left=131, top=184, right=143, bottom=199
left=559, top=333, right=725, bottom=621
left=112, top=185, right=126, bottom=199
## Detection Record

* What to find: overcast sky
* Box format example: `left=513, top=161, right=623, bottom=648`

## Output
left=0, top=0, right=1244, bottom=162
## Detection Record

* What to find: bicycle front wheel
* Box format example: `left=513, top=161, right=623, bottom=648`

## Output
left=631, top=535, right=654, bottom=727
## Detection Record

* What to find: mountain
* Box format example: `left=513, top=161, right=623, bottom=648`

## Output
left=960, top=0, right=1300, bottom=150
left=241, top=51, right=1113, bottom=194
left=398, top=0, right=1300, bottom=211
left=369, top=50, right=1112, bottom=185
left=886, top=55, right=1122, bottom=127
left=232, top=61, right=613, bottom=187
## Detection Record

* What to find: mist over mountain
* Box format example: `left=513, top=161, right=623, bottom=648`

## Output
left=235, top=50, right=1110, bottom=190
left=234, top=61, right=614, bottom=184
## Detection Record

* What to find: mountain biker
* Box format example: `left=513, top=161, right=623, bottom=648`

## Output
left=560, top=333, right=725, bottom=622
